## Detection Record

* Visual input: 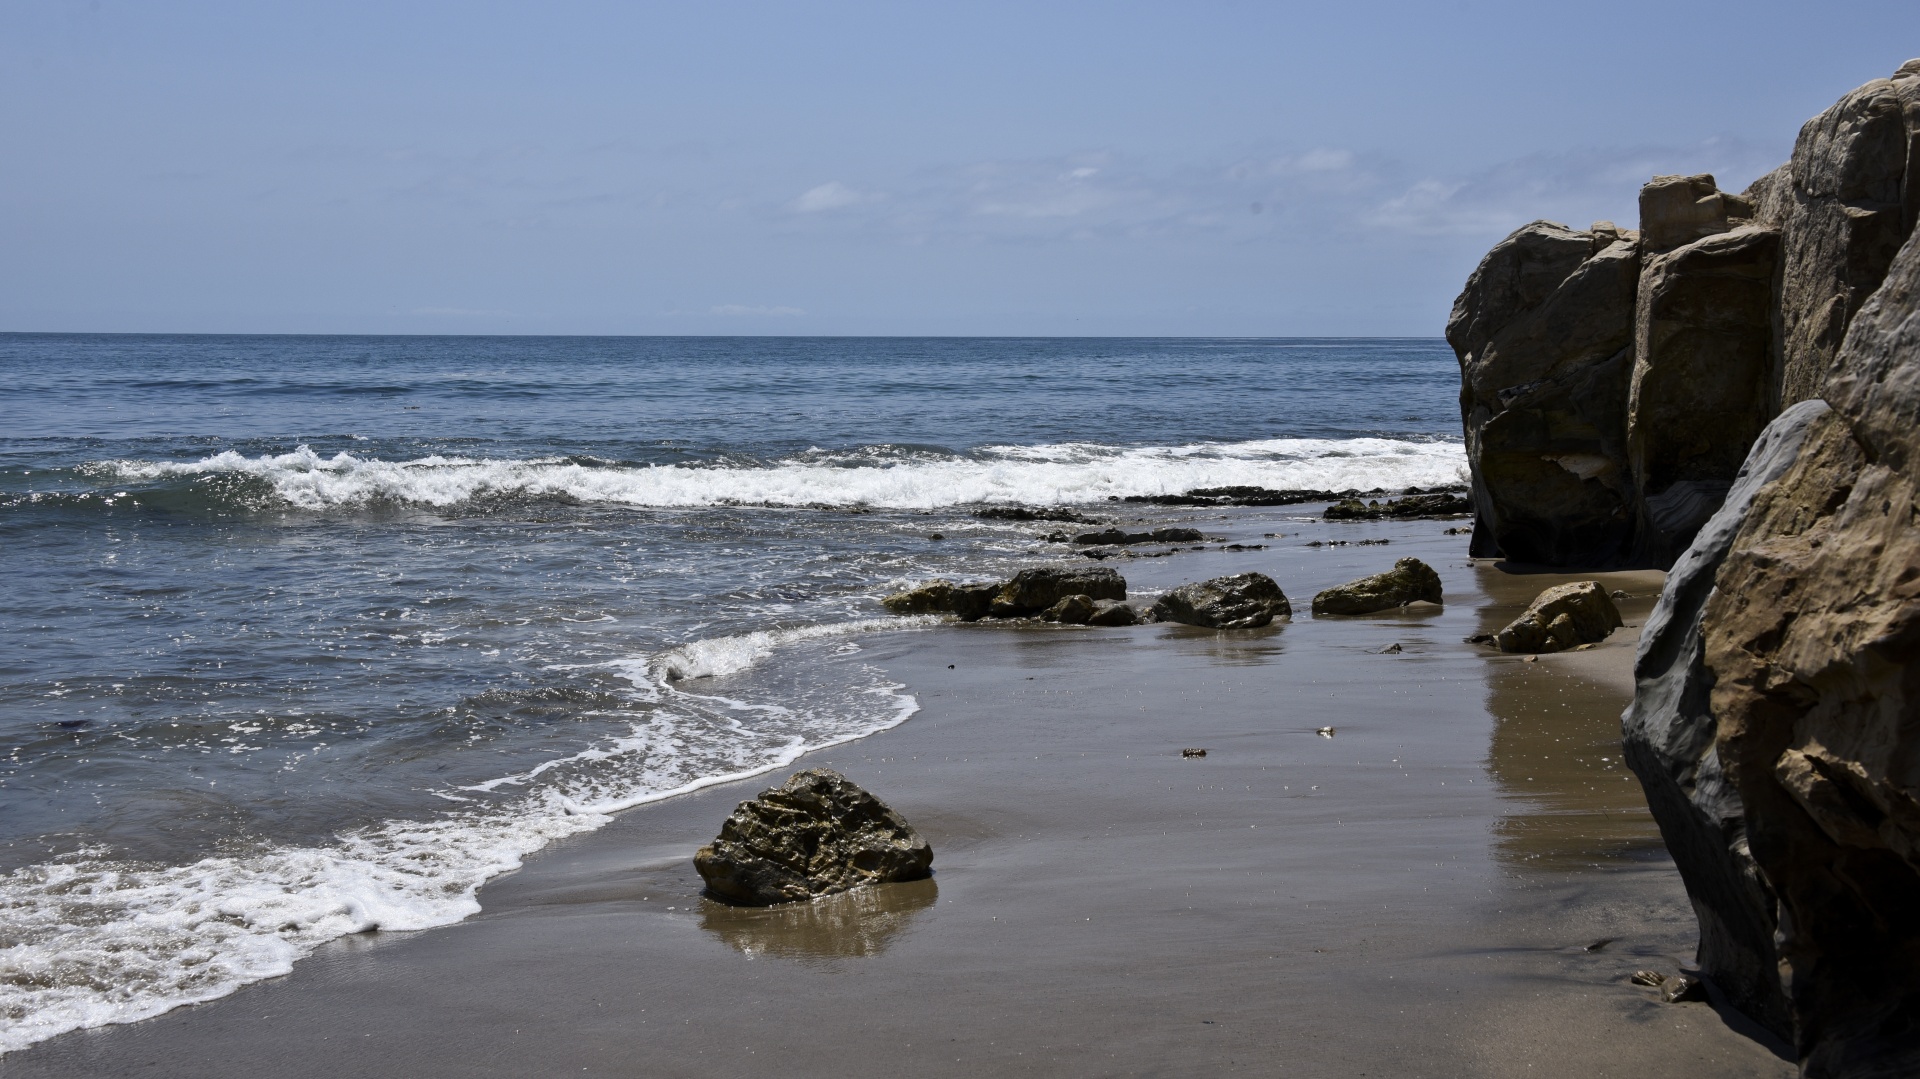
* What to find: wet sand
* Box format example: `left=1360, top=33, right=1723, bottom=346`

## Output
left=3, top=514, right=1793, bottom=1077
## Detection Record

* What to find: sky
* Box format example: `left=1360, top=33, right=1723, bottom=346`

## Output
left=3, top=1, right=1917, bottom=336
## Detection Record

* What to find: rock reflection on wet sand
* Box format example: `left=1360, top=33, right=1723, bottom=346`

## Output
left=1474, top=564, right=1668, bottom=870
left=699, top=877, right=939, bottom=960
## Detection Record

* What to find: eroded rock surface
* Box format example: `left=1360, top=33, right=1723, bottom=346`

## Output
left=1621, top=399, right=1829, bottom=1039
left=1150, top=573, right=1291, bottom=629
left=1310, top=557, right=1444, bottom=616
left=694, top=769, right=933, bottom=906
left=1701, top=223, right=1920, bottom=1077
left=1494, top=581, right=1622, bottom=653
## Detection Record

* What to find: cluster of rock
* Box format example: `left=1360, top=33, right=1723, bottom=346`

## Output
left=1064, top=526, right=1205, bottom=546
left=1119, top=484, right=1465, bottom=507
left=1465, top=61, right=1920, bottom=1076
left=1450, top=61, right=1920, bottom=569
left=695, top=769, right=933, bottom=906
left=1322, top=493, right=1473, bottom=520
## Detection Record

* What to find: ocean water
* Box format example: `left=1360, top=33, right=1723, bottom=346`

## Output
left=0, top=334, right=1464, bottom=1049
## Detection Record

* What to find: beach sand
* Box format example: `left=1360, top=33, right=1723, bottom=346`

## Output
left=3, top=513, right=1795, bottom=1077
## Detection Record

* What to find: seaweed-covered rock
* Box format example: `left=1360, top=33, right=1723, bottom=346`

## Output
left=694, top=769, right=933, bottom=906
left=880, top=579, right=997, bottom=621
left=1310, top=558, right=1444, bottom=616
left=1495, top=581, right=1622, bottom=653
left=1323, top=493, right=1473, bottom=520
left=1072, top=527, right=1204, bottom=545
left=990, top=565, right=1127, bottom=617
left=1150, top=573, right=1291, bottom=629
left=1087, top=599, right=1138, bottom=626
left=1040, top=594, right=1095, bottom=624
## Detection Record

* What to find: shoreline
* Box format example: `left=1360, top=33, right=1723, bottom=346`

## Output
left=3, top=514, right=1792, bottom=1076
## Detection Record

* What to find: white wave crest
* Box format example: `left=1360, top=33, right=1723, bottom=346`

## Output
left=95, top=437, right=1466, bottom=511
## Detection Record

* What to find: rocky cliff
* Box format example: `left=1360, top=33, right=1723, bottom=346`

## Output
left=1459, top=61, right=1920, bottom=1077
left=1449, top=60, right=1920, bottom=569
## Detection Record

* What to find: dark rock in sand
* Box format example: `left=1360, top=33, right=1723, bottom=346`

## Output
left=1040, top=594, right=1095, bottom=624
left=1631, top=969, right=1668, bottom=988
left=1660, top=974, right=1707, bottom=1004
left=694, top=768, right=933, bottom=906
left=1150, top=573, right=1291, bottom=629
left=1322, top=493, right=1472, bottom=520
left=1494, top=581, right=1622, bottom=654
left=991, top=565, right=1127, bottom=617
left=1181, top=748, right=1207, bottom=758
left=1621, top=399, right=1826, bottom=1040
left=1087, top=599, right=1138, bottom=627
left=1310, top=557, right=1444, bottom=616
left=1072, top=527, right=1204, bottom=546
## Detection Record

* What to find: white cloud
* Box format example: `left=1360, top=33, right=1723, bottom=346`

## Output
left=710, top=304, right=804, bottom=316
left=790, top=181, right=872, bottom=213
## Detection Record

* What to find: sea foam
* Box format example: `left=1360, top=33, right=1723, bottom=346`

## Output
left=0, top=625, right=920, bottom=1053
left=95, top=437, right=1467, bottom=511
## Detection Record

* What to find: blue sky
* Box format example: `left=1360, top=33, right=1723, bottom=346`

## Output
left=4, top=1, right=1916, bottom=336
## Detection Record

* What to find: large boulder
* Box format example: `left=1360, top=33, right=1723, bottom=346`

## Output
left=1621, top=399, right=1829, bottom=1041
left=990, top=565, right=1127, bottom=617
left=1774, top=64, right=1920, bottom=409
left=1627, top=222, right=1781, bottom=564
left=694, top=769, right=933, bottom=906
left=1310, top=557, right=1444, bottom=616
left=1700, top=221, right=1920, bottom=1077
left=1150, top=573, right=1291, bottom=629
left=1447, top=221, right=1640, bottom=564
left=1494, top=581, right=1622, bottom=653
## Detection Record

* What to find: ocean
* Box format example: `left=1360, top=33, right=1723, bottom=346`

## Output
left=0, top=334, right=1465, bottom=1049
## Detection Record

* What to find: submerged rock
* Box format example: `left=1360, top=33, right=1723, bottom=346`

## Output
left=1310, top=557, right=1444, bottom=615
left=1150, top=573, right=1291, bottom=629
left=991, top=565, right=1127, bottom=617
left=1494, top=581, right=1622, bottom=653
left=694, top=768, right=933, bottom=906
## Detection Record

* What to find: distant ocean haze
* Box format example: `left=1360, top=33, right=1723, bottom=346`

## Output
left=0, top=334, right=1463, bottom=1050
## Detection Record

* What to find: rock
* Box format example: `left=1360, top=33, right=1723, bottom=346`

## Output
left=1660, top=974, right=1707, bottom=1004
left=694, top=769, right=933, bottom=906
left=1310, top=557, right=1444, bottom=615
left=1087, top=599, right=1138, bottom=627
left=1072, top=527, right=1204, bottom=545
left=1621, top=399, right=1826, bottom=1040
left=1494, top=581, right=1622, bottom=653
left=1698, top=213, right=1920, bottom=1075
left=1774, top=66, right=1920, bottom=408
left=881, top=579, right=998, bottom=621
left=1149, top=573, right=1292, bottom=629
left=990, top=565, right=1127, bottom=617
left=1121, top=486, right=1349, bottom=507
left=1627, top=221, right=1781, bottom=565
left=973, top=505, right=1100, bottom=523
left=1631, top=970, right=1668, bottom=988
left=1315, top=726, right=1335, bottom=738
left=1639, top=173, right=1754, bottom=252
left=1040, top=594, right=1095, bottom=624
left=1322, top=493, right=1473, bottom=520
left=1378, top=643, right=1403, bottom=654
left=1447, top=221, right=1639, bottom=564
left=1181, top=748, right=1207, bottom=759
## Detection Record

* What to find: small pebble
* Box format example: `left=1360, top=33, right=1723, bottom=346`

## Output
left=1315, top=726, right=1335, bottom=738
left=1661, top=974, right=1706, bottom=1003
left=1379, top=643, right=1402, bottom=654
left=1631, top=970, right=1667, bottom=987
left=1181, top=748, right=1208, bottom=759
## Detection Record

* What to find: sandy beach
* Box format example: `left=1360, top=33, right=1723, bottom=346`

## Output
left=1, top=511, right=1793, bottom=1078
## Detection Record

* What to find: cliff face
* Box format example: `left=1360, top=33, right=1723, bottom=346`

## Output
left=1459, top=61, right=1920, bottom=1077
left=1450, top=61, right=1920, bottom=570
